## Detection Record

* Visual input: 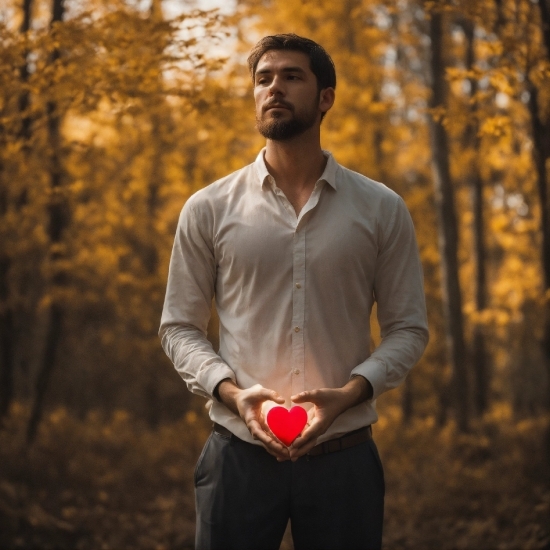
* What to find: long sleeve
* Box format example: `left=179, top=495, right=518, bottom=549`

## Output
left=350, top=195, right=429, bottom=399
left=159, top=199, right=236, bottom=399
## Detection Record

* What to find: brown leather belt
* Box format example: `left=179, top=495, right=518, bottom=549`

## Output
left=307, top=425, right=372, bottom=456
left=213, top=423, right=372, bottom=457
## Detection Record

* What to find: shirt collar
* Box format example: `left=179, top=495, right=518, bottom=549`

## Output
left=254, top=148, right=339, bottom=190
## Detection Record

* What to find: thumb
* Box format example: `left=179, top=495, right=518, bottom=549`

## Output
left=259, top=388, right=285, bottom=404
left=291, top=390, right=315, bottom=404
left=271, top=391, right=286, bottom=404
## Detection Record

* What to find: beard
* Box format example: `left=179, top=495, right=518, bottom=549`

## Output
left=256, top=101, right=319, bottom=141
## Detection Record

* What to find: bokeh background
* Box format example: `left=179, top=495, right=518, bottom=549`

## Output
left=1, top=0, right=549, bottom=548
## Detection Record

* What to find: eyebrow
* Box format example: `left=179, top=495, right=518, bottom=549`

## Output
left=255, top=66, right=307, bottom=77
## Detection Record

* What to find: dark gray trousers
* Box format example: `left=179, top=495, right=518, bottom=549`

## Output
left=194, top=430, right=385, bottom=550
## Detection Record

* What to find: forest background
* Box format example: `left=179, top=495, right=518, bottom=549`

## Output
left=0, top=0, right=549, bottom=548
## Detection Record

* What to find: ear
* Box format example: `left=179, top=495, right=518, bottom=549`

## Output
left=318, top=87, right=335, bottom=115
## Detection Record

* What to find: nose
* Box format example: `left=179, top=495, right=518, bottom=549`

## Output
left=268, top=74, right=285, bottom=96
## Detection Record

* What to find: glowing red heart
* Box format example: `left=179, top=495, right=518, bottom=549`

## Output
left=266, top=406, right=307, bottom=446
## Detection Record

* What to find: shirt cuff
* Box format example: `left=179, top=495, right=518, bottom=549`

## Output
left=350, top=358, right=386, bottom=400
left=197, top=363, right=237, bottom=399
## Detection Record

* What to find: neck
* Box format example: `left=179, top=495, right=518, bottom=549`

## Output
left=264, top=127, right=326, bottom=190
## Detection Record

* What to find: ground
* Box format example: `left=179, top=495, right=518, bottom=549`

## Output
left=0, top=403, right=548, bottom=550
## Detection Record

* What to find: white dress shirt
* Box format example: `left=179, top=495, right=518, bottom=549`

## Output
left=160, top=149, right=429, bottom=445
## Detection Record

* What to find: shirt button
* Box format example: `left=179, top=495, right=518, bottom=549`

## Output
left=293, top=369, right=300, bottom=375
left=294, top=326, right=300, bottom=333
left=295, top=283, right=301, bottom=289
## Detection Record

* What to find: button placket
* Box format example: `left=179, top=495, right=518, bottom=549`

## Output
left=289, top=182, right=326, bottom=395
left=291, top=226, right=306, bottom=395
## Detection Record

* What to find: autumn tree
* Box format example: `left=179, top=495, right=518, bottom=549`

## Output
left=0, top=0, right=231, bottom=438
left=2, top=0, right=548, bottom=439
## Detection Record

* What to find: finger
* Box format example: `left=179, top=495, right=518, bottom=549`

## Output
left=263, top=390, right=286, bottom=405
left=258, top=415, right=274, bottom=436
left=248, top=419, right=273, bottom=444
left=290, top=426, right=321, bottom=459
left=257, top=388, right=286, bottom=404
left=262, top=441, right=290, bottom=460
left=261, top=427, right=289, bottom=454
left=270, top=442, right=291, bottom=460
left=248, top=420, right=289, bottom=460
left=291, top=432, right=316, bottom=450
left=247, top=414, right=286, bottom=451
left=265, top=440, right=290, bottom=460
left=291, top=390, right=317, bottom=404
left=289, top=439, right=318, bottom=461
left=291, top=420, right=323, bottom=449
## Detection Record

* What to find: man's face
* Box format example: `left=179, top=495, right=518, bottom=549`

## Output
left=253, top=50, right=323, bottom=141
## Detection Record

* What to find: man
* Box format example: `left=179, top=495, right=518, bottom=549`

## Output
left=160, top=34, right=428, bottom=550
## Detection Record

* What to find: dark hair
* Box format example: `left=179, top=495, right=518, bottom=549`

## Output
left=247, top=33, right=337, bottom=91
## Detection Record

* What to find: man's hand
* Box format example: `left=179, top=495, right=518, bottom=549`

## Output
left=289, top=376, right=372, bottom=461
left=217, top=379, right=290, bottom=461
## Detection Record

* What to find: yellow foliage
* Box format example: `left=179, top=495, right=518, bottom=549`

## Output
left=0, top=9, right=549, bottom=548
left=479, top=115, right=511, bottom=137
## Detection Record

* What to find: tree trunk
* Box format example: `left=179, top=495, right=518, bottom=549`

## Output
left=533, top=1, right=550, bottom=342
left=462, top=18, right=490, bottom=416
left=0, top=234, right=14, bottom=423
left=144, top=0, right=161, bottom=428
left=534, top=0, right=550, bottom=461
left=0, top=0, right=34, bottom=423
left=427, top=8, right=469, bottom=432
left=401, top=375, right=413, bottom=424
left=26, top=0, right=67, bottom=444
left=19, top=0, right=33, bottom=145
left=539, top=0, right=550, bottom=56
left=26, top=304, right=63, bottom=442
left=0, top=133, right=13, bottom=421
left=528, top=84, right=550, bottom=296
left=494, top=0, right=550, bottom=457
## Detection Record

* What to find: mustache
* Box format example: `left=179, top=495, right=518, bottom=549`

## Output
left=263, top=99, right=294, bottom=112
